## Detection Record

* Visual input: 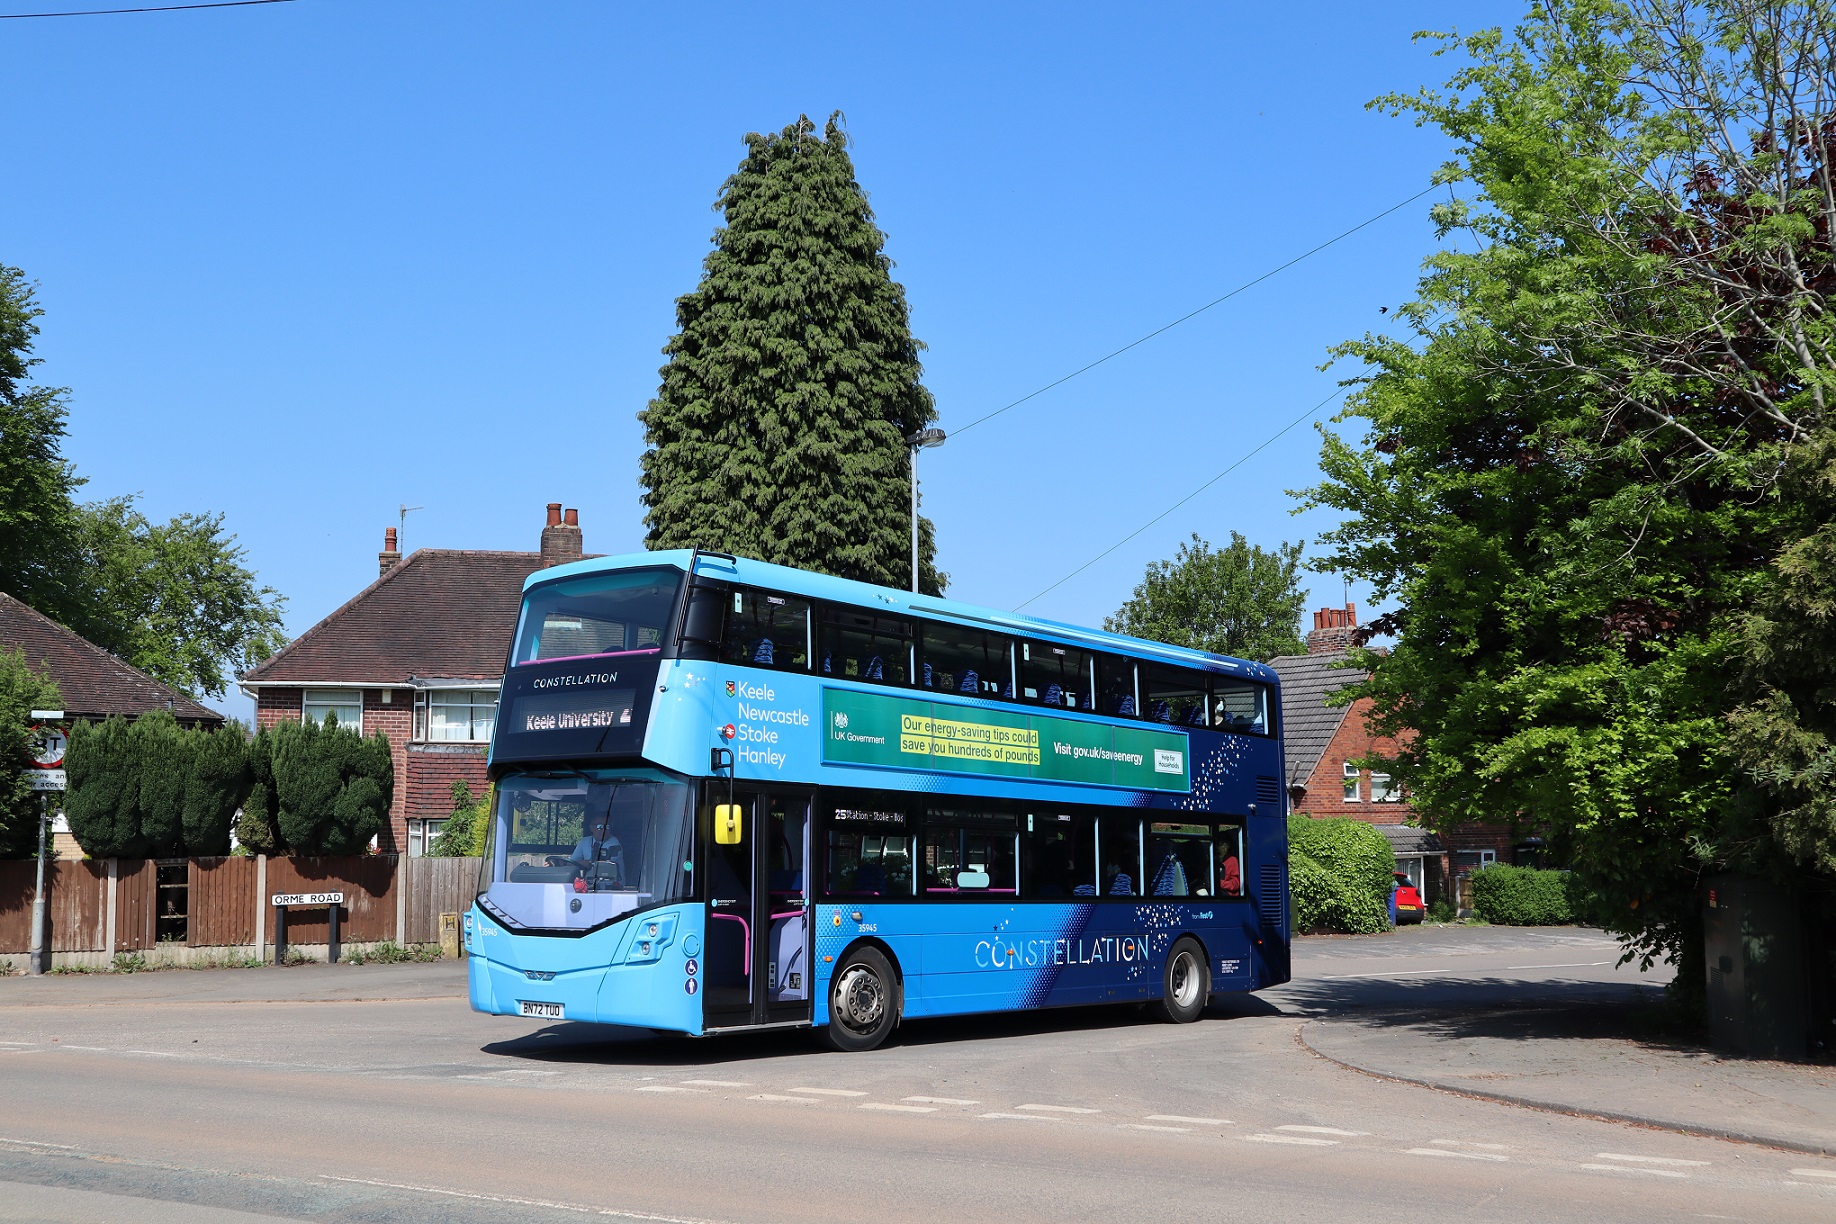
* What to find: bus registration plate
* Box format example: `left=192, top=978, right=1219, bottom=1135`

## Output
left=517, top=1000, right=564, bottom=1019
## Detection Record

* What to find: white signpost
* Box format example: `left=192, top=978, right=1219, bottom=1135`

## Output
left=24, top=711, right=63, bottom=976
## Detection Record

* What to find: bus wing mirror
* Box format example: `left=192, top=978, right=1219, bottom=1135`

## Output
left=715, top=804, right=743, bottom=845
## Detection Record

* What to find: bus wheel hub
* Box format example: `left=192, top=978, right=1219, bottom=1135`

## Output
left=837, top=967, right=884, bottom=1028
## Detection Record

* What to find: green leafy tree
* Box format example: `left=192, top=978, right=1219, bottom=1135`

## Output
left=1105, top=532, right=1307, bottom=661
left=184, top=722, right=249, bottom=856
left=64, top=716, right=147, bottom=859
left=639, top=113, right=945, bottom=593
left=0, top=647, right=60, bottom=858
left=1299, top=0, right=1836, bottom=1011
left=0, top=264, right=286, bottom=698
left=270, top=715, right=394, bottom=856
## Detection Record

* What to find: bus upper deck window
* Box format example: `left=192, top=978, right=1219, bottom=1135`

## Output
left=1020, top=641, right=1095, bottom=710
left=1140, top=664, right=1208, bottom=728
left=514, top=569, right=680, bottom=665
left=1211, top=679, right=1270, bottom=736
left=1096, top=656, right=1138, bottom=718
left=920, top=624, right=1013, bottom=699
left=720, top=588, right=811, bottom=671
left=819, top=609, right=913, bottom=687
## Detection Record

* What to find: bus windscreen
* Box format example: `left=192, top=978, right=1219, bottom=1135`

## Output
left=513, top=568, right=681, bottom=665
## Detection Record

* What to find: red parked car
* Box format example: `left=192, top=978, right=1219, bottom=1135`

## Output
left=1393, top=872, right=1425, bottom=924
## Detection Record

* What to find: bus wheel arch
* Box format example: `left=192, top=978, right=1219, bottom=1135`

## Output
left=822, top=939, right=903, bottom=1052
left=1148, top=934, right=1210, bottom=1024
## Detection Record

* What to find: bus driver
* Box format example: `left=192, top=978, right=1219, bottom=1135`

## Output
left=570, top=812, right=626, bottom=889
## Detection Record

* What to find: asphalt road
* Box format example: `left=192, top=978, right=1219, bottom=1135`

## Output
left=2, top=925, right=1833, bottom=1223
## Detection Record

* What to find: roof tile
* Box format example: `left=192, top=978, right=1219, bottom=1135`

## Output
left=0, top=591, right=225, bottom=724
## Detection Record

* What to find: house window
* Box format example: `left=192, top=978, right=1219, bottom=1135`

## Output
left=1371, top=772, right=1399, bottom=802
left=407, top=818, right=447, bottom=858
left=303, top=689, right=363, bottom=731
left=1342, top=761, right=1361, bottom=802
left=414, top=689, right=497, bottom=742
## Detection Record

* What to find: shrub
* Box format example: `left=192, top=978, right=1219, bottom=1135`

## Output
left=269, top=715, right=394, bottom=855
left=66, top=712, right=249, bottom=857
left=1470, top=865, right=1574, bottom=925
left=428, top=780, right=490, bottom=857
left=1288, top=816, right=1396, bottom=933
left=344, top=941, right=442, bottom=965
left=235, top=726, right=283, bottom=854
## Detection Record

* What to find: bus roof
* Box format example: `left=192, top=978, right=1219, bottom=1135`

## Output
left=525, top=549, right=1280, bottom=685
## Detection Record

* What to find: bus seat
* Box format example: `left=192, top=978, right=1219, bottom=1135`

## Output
left=922, top=662, right=934, bottom=687
left=1118, top=695, right=1137, bottom=716
left=854, top=863, right=886, bottom=894
left=959, top=669, right=978, bottom=693
left=752, top=638, right=775, bottom=665
left=1186, top=703, right=1206, bottom=727
left=821, top=652, right=832, bottom=674
left=1043, top=683, right=1063, bottom=706
left=1152, top=700, right=1172, bottom=723
left=865, top=655, right=884, bottom=681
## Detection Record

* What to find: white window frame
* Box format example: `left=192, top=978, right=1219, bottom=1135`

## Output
left=407, top=818, right=447, bottom=858
left=413, top=687, right=498, bottom=743
left=1342, top=761, right=1362, bottom=802
left=302, top=689, right=363, bottom=732
left=1371, top=771, right=1398, bottom=802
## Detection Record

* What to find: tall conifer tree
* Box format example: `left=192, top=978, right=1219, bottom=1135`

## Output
left=640, top=113, right=944, bottom=592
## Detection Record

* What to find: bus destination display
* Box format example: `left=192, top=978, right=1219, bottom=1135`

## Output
left=511, top=688, right=636, bottom=733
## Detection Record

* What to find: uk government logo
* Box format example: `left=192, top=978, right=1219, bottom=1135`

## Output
left=833, top=712, right=849, bottom=731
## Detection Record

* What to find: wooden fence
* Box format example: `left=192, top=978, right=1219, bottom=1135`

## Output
left=0, top=855, right=481, bottom=962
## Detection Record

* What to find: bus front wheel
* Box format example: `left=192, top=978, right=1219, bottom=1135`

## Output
left=1148, top=937, right=1209, bottom=1024
left=823, top=945, right=899, bottom=1052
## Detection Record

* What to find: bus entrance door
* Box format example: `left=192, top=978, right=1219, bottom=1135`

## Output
left=705, top=791, right=813, bottom=1029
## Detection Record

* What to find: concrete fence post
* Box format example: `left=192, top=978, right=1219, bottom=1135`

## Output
left=105, top=859, right=118, bottom=959
left=254, top=854, right=267, bottom=962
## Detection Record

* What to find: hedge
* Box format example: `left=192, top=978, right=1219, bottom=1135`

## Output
left=1288, top=816, right=1396, bottom=934
left=1470, top=864, right=1574, bottom=925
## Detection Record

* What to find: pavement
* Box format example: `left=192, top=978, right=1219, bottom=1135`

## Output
left=1, top=924, right=1833, bottom=1222
left=1274, top=924, right=1836, bottom=1156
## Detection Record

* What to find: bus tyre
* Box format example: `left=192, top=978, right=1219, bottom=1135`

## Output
left=1149, top=937, right=1209, bottom=1024
left=824, top=945, right=899, bottom=1052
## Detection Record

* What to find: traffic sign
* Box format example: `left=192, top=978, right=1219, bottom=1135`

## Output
left=29, top=726, right=66, bottom=769
left=27, top=770, right=64, bottom=792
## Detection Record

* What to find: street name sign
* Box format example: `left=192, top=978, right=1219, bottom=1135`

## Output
left=271, top=892, right=344, bottom=906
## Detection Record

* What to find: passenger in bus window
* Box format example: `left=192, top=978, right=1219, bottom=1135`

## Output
left=1221, top=853, right=1242, bottom=896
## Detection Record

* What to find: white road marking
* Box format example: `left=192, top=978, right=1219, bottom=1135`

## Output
left=1318, top=968, right=1455, bottom=980
left=904, top=1096, right=980, bottom=1105
left=748, top=1094, right=815, bottom=1103
left=322, top=1175, right=728, bottom=1223
left=861, top=1103, right=936, bottom=1113
left=982, top=1112, right=1066, bottom=1122
left=1597, top=1153, right=1710, bottom=1168
left=1504, top=961, right=1611, bottom=970
left=1579, top=1163, right=1688, bottom=1178
left=1790, top=1169, right=1836, bottom=1180
left=1017, top=1103, right=1100, bottom=1114
left=61, top=1046, right=109, bottom=1052
left=0, top=1042, right=37, bottom=1047
left=1431, top=1139, right=1509, bottom=1150
left=681, top=1079, right=749, bottom=1087
left=1245, top=1134, right=1338, bottom=1146
left=1406, top=1147, right=1508, bottom=1162
left=1147, top=1114, right=1232, bottom=1126
left=1277, top=1125, right=1368, bottom=1136
left=790, top=1087, right=867, bottom=1097
left=124, top=1050, right=179, bottom=1057
left=1121, top=1124, right=1191, bottom=1133
left=0, top=1138, right=78, bottom=1150
left=636, top=1085, right=701, bottom=1093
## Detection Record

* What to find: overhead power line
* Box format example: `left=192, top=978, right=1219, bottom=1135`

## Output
left=951, top=184, right=1436, bottom=439
left=1, top=0, right=291, bottom=17
left=1012, top=386, right=1344, bottom=612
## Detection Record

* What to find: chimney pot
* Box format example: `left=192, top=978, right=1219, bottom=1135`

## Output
left=1305, top=602, right=1358, bottom=653
left=378, top=526, right=402, bottom=577
left=540, top=503, right=584, bottom=568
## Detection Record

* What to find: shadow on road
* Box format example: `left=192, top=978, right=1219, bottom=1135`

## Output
left=480, top=992, right=1285, bottom=1065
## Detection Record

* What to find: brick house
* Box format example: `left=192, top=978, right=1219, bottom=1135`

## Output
left=1270, top=604, right=1512, bottom=907
left=238, top=504, right=589, bottom=856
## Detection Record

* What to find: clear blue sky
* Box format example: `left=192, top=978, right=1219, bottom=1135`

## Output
left=3, top=0, right=1521, bottom=719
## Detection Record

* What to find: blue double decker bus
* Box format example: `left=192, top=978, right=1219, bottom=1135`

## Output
left=465, top=550, right=1290, bottom=1050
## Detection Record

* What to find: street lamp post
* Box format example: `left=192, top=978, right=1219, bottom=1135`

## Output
left=907, top=428, right=946, bottom=593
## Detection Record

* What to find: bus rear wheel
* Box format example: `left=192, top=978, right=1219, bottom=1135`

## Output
left=823, top=945, right=899, bottom=1052
left=1148, top=937, right=1209, bottom=1024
